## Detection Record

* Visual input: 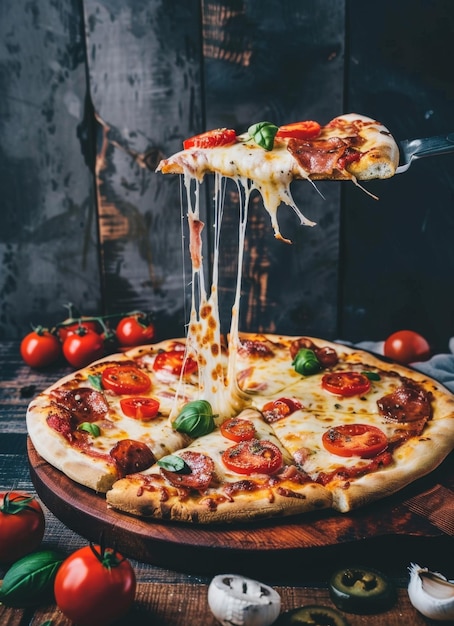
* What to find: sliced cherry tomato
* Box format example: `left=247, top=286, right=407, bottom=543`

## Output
left=321, top=372, right=371, bottom=397
left=153, top=349, right=197, bottom=377
left=101, top=365, right=151, bottom=395
left=220, top=417, right=256, bottom=442
left=20, top=329, right=61, bottom=368
left=322, top=424, right=388, bottom=458
left=120, top=397, right=160, bottom=420
left=222, top=440, right=283, bottom=475
left=183, top=128, right=237, bottom=150
left=0, top=492, right=45, bottom=563
left=115, top=314, right=155, bottom=347
left=276, top=120, right=321, bottom=140
left=62, top=328, right=105, bottom=369
left=384, top=330, right=431, bottom=364
left=261, top=397, right=303, bottom=422
left=54, top=544, right=136, bottom=626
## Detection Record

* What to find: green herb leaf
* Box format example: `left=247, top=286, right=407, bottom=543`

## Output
left=157, top=455, right=191, bottom=473
left=172, top=400, right=215, bottom=437
left=292, top=348, right=322, bottom=376
left=78, top=422, right=101, bottom=437
left=88, top=374, right=103, bottom=390
left=362, top=371, right=381, bottom=381
left=248, top=121, right=279, bottom=151
left=0, top=549, right=65, bottom=607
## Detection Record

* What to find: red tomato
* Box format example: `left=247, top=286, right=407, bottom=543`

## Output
left=54, top=544, right=136, bottom=626
left=0, top=492, right=45, bottom=563
left=115, top=315, right=155, bottom=348
left=62, top=328, right=105, bottom=368
left=153, top=349, right=197, bottom=377
left=384, top=330, right=431, bottom=364
left=58, top=319, right=99, bottom=343
left=276, top=120, right=321, bottom=140
left=220, top=417, right=256, bottom=442
left=322, top=424, right=388, bottom=459
left=321, top=372, right=371, bottom=397
left=120, top=397, right=160, bottom=420
left=20, top=329, right=61, bottom=368
left=102, top=365, right=151, bottom=395
left=183, top=128, right=237, bottom=150
left=261, top=397, right=303, bottom=421
left=222, top=440, right=283, bottom=475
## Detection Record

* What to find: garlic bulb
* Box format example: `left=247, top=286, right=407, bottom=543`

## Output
left=408, top=563, right=454, bottom=621
left=208, top=574, right=281, bottom=626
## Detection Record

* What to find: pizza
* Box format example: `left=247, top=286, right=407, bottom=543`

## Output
left=26, top=333, right=454, bottom=523
left=25, top=112, right=454, bottom=524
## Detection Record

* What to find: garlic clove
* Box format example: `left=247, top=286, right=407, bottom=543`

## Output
left=408, top=563, right=454, bottom=621
left=208, top=574, right=281, bottom=626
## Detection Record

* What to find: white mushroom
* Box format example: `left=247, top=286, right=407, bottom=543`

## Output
left=408, top=563, right=454, bottom=621
left=208, top=574, right=281, bottom=626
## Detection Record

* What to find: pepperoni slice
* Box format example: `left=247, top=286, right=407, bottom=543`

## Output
left=53, top=388, right=109, bottom=423
left=109, top=439, right=156, bottom=475
left=160, top=451, right=215, bottom=490
left=377, top=380, right=432, bottom=422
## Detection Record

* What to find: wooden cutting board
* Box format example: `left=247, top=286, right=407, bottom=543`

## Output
left=28, top=439, right=454, bottom=577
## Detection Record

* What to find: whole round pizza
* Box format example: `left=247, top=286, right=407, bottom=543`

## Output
left=26, top=114, right=454, bottom=525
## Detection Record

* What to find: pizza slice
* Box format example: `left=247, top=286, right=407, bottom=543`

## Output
left=157, top=114, right=399, bottom=241
left=106, top=408, right=332, bottom=523
left=26, top=339, right=199, bottom=493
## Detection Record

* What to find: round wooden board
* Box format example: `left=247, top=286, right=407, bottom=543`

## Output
left=27, top=439, right=453, bottom=576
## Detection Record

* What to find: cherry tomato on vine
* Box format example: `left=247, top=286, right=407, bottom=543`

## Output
left=20, top=329, right=61, bottom=368
left=0, top=492, right=45, bottom=563
left=58, top=319, right=99, bottom=343
left=116, top=315, right=155, bottom=347
left=62, top=328, right=105, bottom=369
left=383, top=330, right=431, bottom=364
left=54, top=543, right=136, bottom=626
left=183, top=128, right=237, bottom=150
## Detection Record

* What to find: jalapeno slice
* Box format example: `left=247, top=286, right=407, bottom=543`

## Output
left=329, top=565, right=396, bottom=614
left=274, top=604, right=350, bottom=625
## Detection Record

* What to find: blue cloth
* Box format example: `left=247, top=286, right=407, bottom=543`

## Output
left=337, top=340, right=454, bottom=394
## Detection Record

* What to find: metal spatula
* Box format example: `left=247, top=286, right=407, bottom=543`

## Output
left=396, top=131, right=454, bottom=173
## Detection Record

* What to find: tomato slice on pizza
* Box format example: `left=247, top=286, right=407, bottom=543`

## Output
left=322, top=424, right=388, bottom=459
left=153, top=349, right=198, bottom=377
left=222, top=440, right=283, bottom=475
left=119, top=397, right=160, bottom=420
left=220, top=417, right=256, bottom=442
left=101, top=365, right=152, bottom=395
left=321, top=372, right=371, bottom=397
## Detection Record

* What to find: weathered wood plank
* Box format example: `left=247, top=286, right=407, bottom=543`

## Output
left=341, top=0, right=454, bottom=352
left=202, top=0, right=345, bottom=338
left=0, top=0, right=101, bottom=339
left=83, top=0, right=204, bottom=340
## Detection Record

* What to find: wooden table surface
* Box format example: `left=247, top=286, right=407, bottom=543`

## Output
left=1, top=340, right=453, bottom=625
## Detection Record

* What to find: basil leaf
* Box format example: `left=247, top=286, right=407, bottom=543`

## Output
left=248, top=121, right=279, bottom=151
left=0, top=549, right=65, bottom=607
left=292, top=348, right=322, bottom=376
left=362, top=371, right=381, bottom=381
left=172, top=400, right=215, bottom=437
left=77, top=422, right=101, bottom=437
left=88, top=374, right=103, bottom=391
left=157, top=455, right=191, bottom=473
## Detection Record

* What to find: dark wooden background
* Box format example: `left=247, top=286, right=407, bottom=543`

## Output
left=1, top=0, right=454, bottom=352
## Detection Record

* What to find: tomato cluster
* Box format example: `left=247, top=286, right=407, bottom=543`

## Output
left=20, top=306, right=156, bottom=370
left=0, top=491, right=136, bottom=624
